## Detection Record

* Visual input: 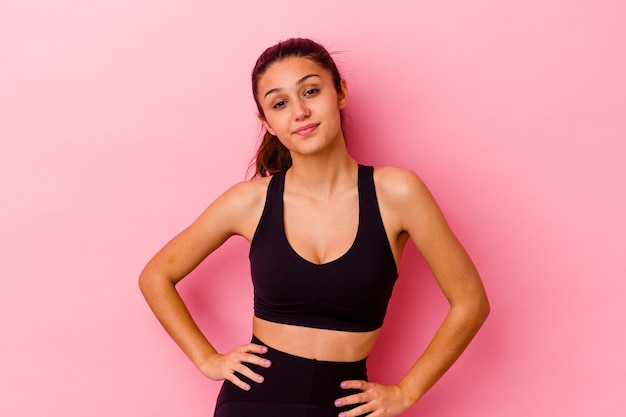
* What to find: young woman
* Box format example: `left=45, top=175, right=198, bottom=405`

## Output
left=139, top=38, right=490, bottom=417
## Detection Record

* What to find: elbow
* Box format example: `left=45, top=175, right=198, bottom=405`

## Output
left=138, top=267, right=163, bottom=299
left=473, top=294, right=490, bottom=327
left=138, top=270, right=151, bottom=298
left=478, top=297, right=490, bottom=324
left=138, top=266, right=177, bottom=301
left=454, top=293, right=490, bottom=329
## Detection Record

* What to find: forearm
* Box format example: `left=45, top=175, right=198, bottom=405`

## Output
left=398, top=301, right=490, bottom=406
left=139, top=273, right=217, bottom=367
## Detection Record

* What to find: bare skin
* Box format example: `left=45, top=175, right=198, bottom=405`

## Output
left=139, top=57, right=489, bottom=417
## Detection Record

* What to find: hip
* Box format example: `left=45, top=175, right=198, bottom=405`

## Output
left=214, top=335, right=369, bottom=417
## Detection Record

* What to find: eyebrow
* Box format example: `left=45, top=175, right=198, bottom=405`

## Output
left=263, top=74, right=321, bottom=99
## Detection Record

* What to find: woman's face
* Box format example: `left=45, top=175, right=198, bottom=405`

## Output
left=256, top=57, right=347, bottom=158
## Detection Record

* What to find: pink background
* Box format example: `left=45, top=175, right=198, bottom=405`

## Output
left=2, top=1, right=625, bottom=416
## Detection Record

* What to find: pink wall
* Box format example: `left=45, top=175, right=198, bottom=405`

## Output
left=2, top=1, right=625, bottom=416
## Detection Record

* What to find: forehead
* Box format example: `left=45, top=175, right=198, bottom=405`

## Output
left=258, top=57, right=330, bottom=92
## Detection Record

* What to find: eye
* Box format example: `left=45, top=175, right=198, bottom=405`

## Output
left=304, top=88, right=319, bottom=96
left=272, top=100, right=287, bottom=109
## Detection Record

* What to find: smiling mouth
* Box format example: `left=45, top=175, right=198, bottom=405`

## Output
left=294, top=123, right=319, bottom=135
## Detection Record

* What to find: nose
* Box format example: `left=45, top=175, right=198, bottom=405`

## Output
left=292, top=98, right=311, bottom=121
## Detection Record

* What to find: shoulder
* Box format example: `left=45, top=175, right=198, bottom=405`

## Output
left=219, top=175, right=272, bottom=209
left=372, top=165, right=444, bottom=236
left=211, top=175, right=273, bottom=220
left=372, top=166, right=431, bottom=205
left=195, top=175, right=273, bottom=239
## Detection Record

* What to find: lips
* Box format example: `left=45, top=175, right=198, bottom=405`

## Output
left=294, top=123, right=319, bottom=136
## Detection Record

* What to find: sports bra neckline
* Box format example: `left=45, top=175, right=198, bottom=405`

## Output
left=249, top=163, right=399, bottom=332
left=277, top=164, right=364, bottom=267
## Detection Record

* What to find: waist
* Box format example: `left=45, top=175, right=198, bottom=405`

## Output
left=253, top=316, right=379, bottom=362
left=215, top=334, right=368, bottom=414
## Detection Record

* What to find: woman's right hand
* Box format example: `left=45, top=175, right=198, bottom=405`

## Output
left=197, top=342, right=272, bottom=391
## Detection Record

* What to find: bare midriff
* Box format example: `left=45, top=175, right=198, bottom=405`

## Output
left=253, top=316, right=380, bottom=362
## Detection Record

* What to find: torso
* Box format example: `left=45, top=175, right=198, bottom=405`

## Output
left=253, top=317, right=379, bottom=361
left=235, top=165, right=410, bottom=361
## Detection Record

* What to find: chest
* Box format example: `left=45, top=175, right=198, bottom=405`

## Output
left=282, top=189, right=359, bottom=265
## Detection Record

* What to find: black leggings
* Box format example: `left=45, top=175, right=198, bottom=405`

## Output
left=214, top=335, right=368, bottom=417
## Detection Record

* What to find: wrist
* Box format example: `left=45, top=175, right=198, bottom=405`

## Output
left=396, top=381, right=422, bottom=409
left=194, top=351, right=222, bottom=379
left=192, top=348, right=220, bottom=370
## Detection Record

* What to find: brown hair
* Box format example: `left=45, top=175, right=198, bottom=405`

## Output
left=251, top=38, right=344, bottom=177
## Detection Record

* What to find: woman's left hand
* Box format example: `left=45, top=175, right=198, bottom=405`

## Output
left=334, top=380, right=414, bottom=417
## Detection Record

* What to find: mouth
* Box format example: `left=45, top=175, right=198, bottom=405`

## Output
left=294, top=123, right=319, bottom=136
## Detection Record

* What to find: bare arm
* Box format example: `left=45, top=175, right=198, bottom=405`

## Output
left=394, top=169, right=490, bottom=403
left=338, top=168, right=490, bottom=417
left=138, top=179, right=271, bottom=390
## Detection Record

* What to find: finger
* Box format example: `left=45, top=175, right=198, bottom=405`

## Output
left=340, top=379, right=369, bottom=391
left=337, top=402, right=371, bottom=417
left=226, top=372, right=252, bottom=391
left=334, top=381, right=370, bottom=408
left=237, top=343, right=269, bottom=355
left=238, top=351, right=272, bottom=368
left=229, top=361, right=267, bottom=385
left=335, top=381, right=368, bottom=407
left=334, top=391, right=368, bottom=408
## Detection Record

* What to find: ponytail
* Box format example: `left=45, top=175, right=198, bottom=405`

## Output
left=253, top=130, right=292, bottom=177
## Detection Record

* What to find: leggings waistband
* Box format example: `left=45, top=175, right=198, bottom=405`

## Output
left=251, top=334, right=369, bottom=366
left=215, top=335, right=368, bottom=415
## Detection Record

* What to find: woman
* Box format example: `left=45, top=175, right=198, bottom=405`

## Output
left=139, top=38, right=489, bottom=417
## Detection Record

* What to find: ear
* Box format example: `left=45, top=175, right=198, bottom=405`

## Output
left=258, top=114, right=276, bottom=136
left=337, top=79, right=348, bottom=110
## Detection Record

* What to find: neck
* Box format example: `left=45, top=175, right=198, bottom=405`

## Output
left=287, top=144, right=358, bottom=198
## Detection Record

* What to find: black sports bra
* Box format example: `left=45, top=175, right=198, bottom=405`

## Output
left=249, top=165, right=398, bottom=332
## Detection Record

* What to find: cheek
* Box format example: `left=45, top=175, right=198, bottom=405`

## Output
left=263, top=114, right=279, bottom=132
left=264, top=115, right=292, bottom=139
left=265, top=111, right=288, bottom=131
